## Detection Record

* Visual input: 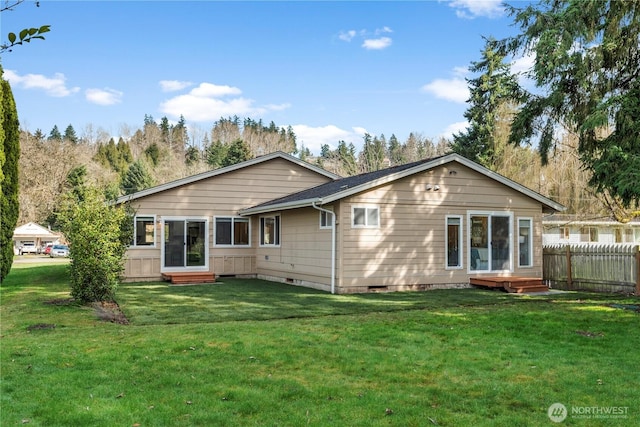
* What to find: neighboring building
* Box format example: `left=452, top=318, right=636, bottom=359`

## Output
left=543, top=214, right=640, bottom=245
left=13, top=222, right=61, bottom=254
left=116, top=152, right=564, bottom=293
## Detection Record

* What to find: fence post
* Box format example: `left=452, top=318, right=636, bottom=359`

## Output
left=565, top=245, right=573, bottom=290
left=636, top=246, right=640, bottom=296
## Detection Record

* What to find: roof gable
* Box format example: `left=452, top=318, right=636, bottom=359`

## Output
left=240, top=153, right=565, bottom=214
left=115, top=151, right=340, bottom=204
left=13, top=222, right=58, bottom=238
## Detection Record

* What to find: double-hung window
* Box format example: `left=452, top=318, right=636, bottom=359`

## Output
left=352, top=206, right=379, bottom=228
left=215, top=217, right=250, bottom=246
left=133, top=216, right=155, bottom=247
left=260, top=215, right=280, bottom=246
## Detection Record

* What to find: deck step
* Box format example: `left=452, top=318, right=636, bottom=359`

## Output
left=470, top=276, right=548, bottom=293
left=161, top=272, right=216, bottom=285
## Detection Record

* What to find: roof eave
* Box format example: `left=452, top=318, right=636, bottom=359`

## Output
left=239, top=197, right=323, bottom=216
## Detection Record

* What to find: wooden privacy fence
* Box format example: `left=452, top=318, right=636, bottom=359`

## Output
left=543, top=244, right=640, bottom=294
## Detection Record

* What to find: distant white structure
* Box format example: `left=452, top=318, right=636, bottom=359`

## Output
left=542, top=214, right=640, bottom=245
left=12, top=222, right=61, bottom=255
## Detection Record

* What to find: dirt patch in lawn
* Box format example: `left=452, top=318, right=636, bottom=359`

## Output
left=91, top=301, right=129, bottom=325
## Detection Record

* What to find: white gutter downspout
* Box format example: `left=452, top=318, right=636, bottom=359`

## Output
left=312, top=201, right=336, bottom=294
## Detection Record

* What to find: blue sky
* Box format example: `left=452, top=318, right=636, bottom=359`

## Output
left=2, top=0, right=531, bottom=154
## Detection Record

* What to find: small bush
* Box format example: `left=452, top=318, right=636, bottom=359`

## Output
left=58, top=187, right=132, bottom=302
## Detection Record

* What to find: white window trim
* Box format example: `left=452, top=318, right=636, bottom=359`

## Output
left=160, top=216, right=209, bottom=273
left=517, top=217, right=534, bottom=268
left=213, top=216, right=251, bottom=247
left=319, top=206, right=334, bottom=229
left=131, top=214, right=156, bottom=248
left=259, top=214, right=281, bottom=247
left=445, top=215, right=463, bottom=270
left=467, top=210, right=514, bottom=274
left=351, top=205, right=380, bottom=229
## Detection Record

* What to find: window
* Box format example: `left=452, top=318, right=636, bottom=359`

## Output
left=133, top=216, right=155, bottom=246
left=215, top=217, right=250, bottom=246
left=319, top=208, right=333, bottom=229
left=446, top=216, right=462, bottom=268
left=559, top=227, right=570, bottom=240
left=260, top=215, right=280, bottom=246
left=352, top=206, right=379, bottom=228
left=518, top=218, right=533, bottom=267
left=580, top=227, right=598, bottom=243
left=469, top=212, right=513, bottom=272
left=614, top=228, right=623, bottom=243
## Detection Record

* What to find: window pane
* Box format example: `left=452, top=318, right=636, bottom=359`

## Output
left=262, top=217, right=275, bottom=245
left=135, top=217, right=155, bottom=246
left=215, top=218, right=232, bottom=245
left=234, top=219, right=249, bottom=245
left=519, top=219, right=532, bottom=267
left=367, top=208, right=379, bottom=226
left=353, top=208, right=366, bottom=226
left=447, top=217, right=461, bottom=267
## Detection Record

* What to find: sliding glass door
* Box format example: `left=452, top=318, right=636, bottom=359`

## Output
left=469, top=213, right=512, bottom=272
left=163, top=218, right=208, bottom=270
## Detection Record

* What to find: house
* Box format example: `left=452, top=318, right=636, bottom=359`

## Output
left=116, top=151, right=564, bottom=293
left=542, top=214, right=640, bottom=245
left=12, top=222, right=61, bottom=254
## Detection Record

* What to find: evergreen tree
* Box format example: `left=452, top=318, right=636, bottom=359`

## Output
left=336, top=140, right=357, bottom=176
left=388, top=134, right=404, bottom=166
left=185, top=144, right=200, bottom=166
left=120, top=160, right=153, bottom=195
left=504, top=0, right=640, bottom=207
left=63, top=124, right=79, bottom=144
left=0, top=66, right=20, bottom=280
left=144, top=142, right=160, bottom=166
left=222, top=139, right=250, bottom=167
left=204, top=140, right=228, bottom=168
left=48, top=125, right=62, bottom=141
left=451, top=37, right=519, bottom=168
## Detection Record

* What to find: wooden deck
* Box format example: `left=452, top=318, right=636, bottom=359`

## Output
left=161, top=272, right=216, bottom=285
left=470, top=276, right=548, bottom=293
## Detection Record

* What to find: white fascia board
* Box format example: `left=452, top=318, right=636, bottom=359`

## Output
left=238, top=198, right=322, bottom=216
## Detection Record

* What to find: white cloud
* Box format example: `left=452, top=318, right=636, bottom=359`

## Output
left=338, top=27, right=393, bottom=50
left=375, top=26, right=393, bottom=35
left=293, top=124, right=366, bottom=155
left=3, top=70, right=80, bottom=97
left=421, top=77, right=469, bottom=103
left=159, top=80, right=193, bottom=92
left=159, top=82, right=289, bottom=122
left=338, top=30, right=357, bottom=42
left=362, top=37, right=392, bottom=50
left=440, top=121, right=468, bottom=139
left=447, top=0, right=504, bottom=19
left=85, top=88, right=123, bottom=106
left=190, top=82, right=242, bottom=97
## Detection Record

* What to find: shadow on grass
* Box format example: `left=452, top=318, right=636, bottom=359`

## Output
left=117, top=278, right=639, bottom=326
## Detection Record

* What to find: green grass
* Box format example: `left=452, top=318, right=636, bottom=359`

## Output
left=2, top=263, right=639, bottom=426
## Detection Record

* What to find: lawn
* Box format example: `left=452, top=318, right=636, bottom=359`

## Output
left=1, top=262, right=639, bottom=426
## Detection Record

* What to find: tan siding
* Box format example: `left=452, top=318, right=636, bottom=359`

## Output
left=123, top=158, right=333, bottom=280
left=337, top=163, right=544, bottom=292
left=255, top=208, right=333, bottom=286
